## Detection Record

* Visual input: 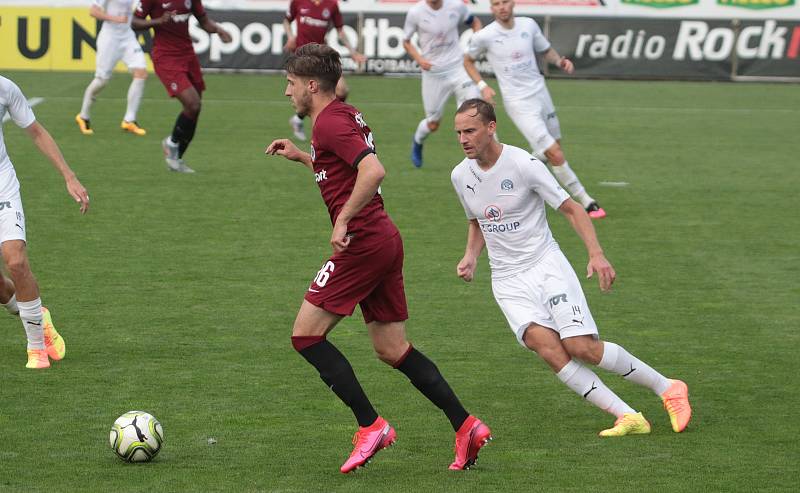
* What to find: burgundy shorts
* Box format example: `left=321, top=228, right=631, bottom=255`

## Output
left=154, top=55, right=205, bottom=97
left=304, top=233, right=409, bottom=324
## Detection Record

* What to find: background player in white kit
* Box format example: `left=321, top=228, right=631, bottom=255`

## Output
left=76, top=0, right=149, bottom=136
left=464, top=0, right=605, bottom=219
left=403, top=0, right=481, bottom=168
left=1, top=76, right=90, bottom=368
left=450, top=99, right=691, bottom=436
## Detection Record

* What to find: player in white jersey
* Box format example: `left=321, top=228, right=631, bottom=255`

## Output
left=0, top=76, right=90, bottom=369
left=464, top=0, right=605, bottom=219
left=403, top=0, right=481, bottom=168
left=76, top=0, right=148, bottom=136
left=450, top=99, right=692, bottom=436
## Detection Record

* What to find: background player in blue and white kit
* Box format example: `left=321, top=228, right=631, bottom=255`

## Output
left=403, top=0, right=481, bottom=168
left=464, top=0, right=605, bottom=219
left=76, top=0, right=149, bottom=136
left=450, top=99, right=691, bottom=436
left=1, top=76, right=90, bottom=369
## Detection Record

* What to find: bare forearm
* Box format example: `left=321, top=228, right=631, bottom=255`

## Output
left=565, top=205, right=604, bottom=258
left=338, top=162, right=384, bottom=224
left=403, top=40, right=424, bottom=64
left=90, top=5, right=124, bottom=23
left=464, top=220, right=485, bottom=259
left=29, top=125, right=75, bottom=180
left=200, top=16, right=220, bottom=34
left=543, top=48, right=565, bottom=66
left=131, top=17, right=159, bottom=30
left=464, top=56, right=482, bottom=83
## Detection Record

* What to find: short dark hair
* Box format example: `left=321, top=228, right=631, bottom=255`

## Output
left=285, top=43, right=342, bottom=93
left=456, top=98, right=496, bottom=124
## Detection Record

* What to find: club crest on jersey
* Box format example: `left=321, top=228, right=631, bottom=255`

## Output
left=322, top=8, right=330, bottom=18
left=522, top=32, right=530, bottom=39
left=484, top=205, right=502, bottom=222
left=501, top=179, right=513, bottom=191
left=184, top=0, right=191, bottom=8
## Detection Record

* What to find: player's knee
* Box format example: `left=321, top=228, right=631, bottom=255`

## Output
left=94, top=77, right=110, bottom=89
left=563, top=338, right=603, bottom=364
left=373, top=346, right=402, bottom=366
left=3, top=253, right=30, bottom=280
left=185, top=100, right=201, bottom=118
left=132, top=69, right=148, bottom=80
left=427, top=120, right=440, bottom=132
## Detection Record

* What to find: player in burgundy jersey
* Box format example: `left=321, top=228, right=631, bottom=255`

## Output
left=266, top=44, right=491, bottom=473
left=132, top=0, right=231, bottom=173
left=283, top=0, right=365, bottom=141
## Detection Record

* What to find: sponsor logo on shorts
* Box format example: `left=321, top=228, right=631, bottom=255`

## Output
left=170, top=82, right=178, bottom=91
left=0, top=201, right=13, bottom=210
left=548, top=293, right=568, bottom=307
left=315, top=169, right=328, bottom=183
left=501, top=179, right=513, bottom=191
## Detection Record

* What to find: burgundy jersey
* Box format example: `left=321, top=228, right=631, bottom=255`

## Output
left=311, top=99, right=399, bottom=251
left=285, top=0, right=343, bottom=49
left=135, top=0, right=206, bottom=59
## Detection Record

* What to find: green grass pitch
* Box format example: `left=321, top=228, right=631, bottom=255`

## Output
left=0, top=70, right=797, bottom=492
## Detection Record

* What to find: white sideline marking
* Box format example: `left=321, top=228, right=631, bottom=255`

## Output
left=599, top=181, right=629, bottom=187
left=2, top=97, right=44, bottom=124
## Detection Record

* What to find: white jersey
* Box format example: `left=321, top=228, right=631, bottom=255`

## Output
left=451, top=144, right=570, bottom=280
left=466, top=17, right=551, bottom=101
left=94, top=0, right=136, bottom=37
left=0, top=76, right=34, bottom=196
left=403, top=0, right=473, bottom=74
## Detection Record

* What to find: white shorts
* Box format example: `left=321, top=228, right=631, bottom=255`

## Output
left=504, top=90, right=561, bottom=159
left=0, top=191, right=26, bottom=244
left=491, top=249, right=598, bottom=347
left=95, top=28, right=147, bottom=80
left=421, top=66, right=480, bottom=122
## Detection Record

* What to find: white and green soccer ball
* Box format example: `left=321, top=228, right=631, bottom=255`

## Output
left=109, top=411, right=164, bottom=462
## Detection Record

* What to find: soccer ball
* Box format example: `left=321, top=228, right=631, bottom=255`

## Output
left=109, top=411, right=164, bottom=462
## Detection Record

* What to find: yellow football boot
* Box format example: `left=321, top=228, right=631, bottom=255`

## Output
left=661, top=379, right=692, bottom=432
left=599, top=412, right=651, bottom=437
left=26, top=348, right=50, bottom=369
left=121, top=120, right=147, bottom=136
left=42, top=307, right=65, bottom=361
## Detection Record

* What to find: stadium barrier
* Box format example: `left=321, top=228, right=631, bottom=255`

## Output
left=0, top=6, right=798, bottom=80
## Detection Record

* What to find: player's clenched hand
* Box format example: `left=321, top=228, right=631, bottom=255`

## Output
left=65, top=175, right=90, bottom=214
left=351, top=51, right=367, bottom=65
left=419, top=59, right=433, bottom=71
left=284, top=37, right=297, bottom=53
left=155, top=11, right=175, bottom=25
left=457, top=256, right=477, bottom=282
left=559, top=57, right=575, bottom=75
left=481, top=86, right=496, bottom=106
left=331, top=221, right=351, bottom=253
left=587, top=254, right=615, bottom=292
left=217, top=26, right=232, bottom=43
left=266, top=139, right=304, bottom=162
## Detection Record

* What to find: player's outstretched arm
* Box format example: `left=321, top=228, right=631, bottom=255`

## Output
left=337, top=27, right=366, bottom=64
left=464, top=55, right=495, bottom=105
left=558, top=199, right=614, bottom=291
left=331, top=154, right=385, bottom=253
left=457, top=219, right=485, bottom=282
left=25, top=122, right=90, bottom=214
left=198, top=15, right=232, bottom=42
left=403, top=40, right=431, bottom=71
left=131, top=11, right=174, bottom=30
left=265, top=139, right=313, bottom=170
left=89, top=4, right=128, bottom=24
left=543, top=48, right=574, bottom=74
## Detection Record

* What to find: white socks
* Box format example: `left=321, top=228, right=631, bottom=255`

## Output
left=124, top=78, right=145, bottom=122
left=549, top=161, right=593, bottom=208
left=3, top=293, right=18, bottom=315
left=80, top=77, right=108, bottom=120
left=557, top=359, right=635, bottom=417
left=599, top=341, right=671, bottom=396
left=413, top=118, right=432, bottom=145
left=18, top=298, right=44, bottom=350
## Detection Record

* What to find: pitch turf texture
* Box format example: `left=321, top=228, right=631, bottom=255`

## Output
left=0, top=71, right=797, bottom=492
